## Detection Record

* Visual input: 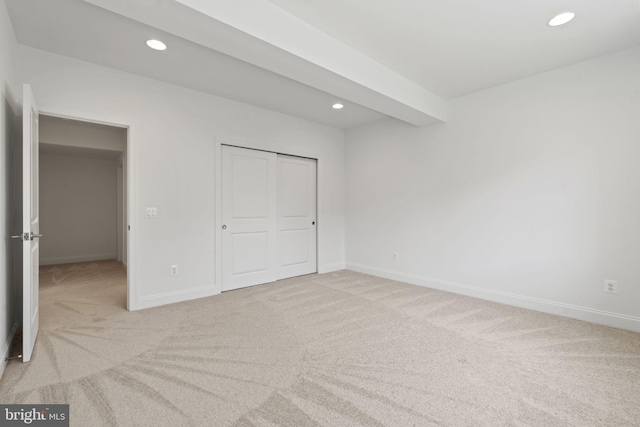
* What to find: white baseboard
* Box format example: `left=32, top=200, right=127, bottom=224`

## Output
left=319, top=263, right=346, bottom=274
left=347, top=263, right=640, bottom=333
left=133, top=285, right=219, bottom=311
left=40, top=253, right=118, bottom=266
left=0, top=323, right=19, bottom=380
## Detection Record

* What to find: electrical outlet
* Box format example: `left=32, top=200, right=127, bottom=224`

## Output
left=604, top=279, right=618, bottom=294
left=170, top=265, right=179, bottom=276
left=392, top=252, right=399, bottom=262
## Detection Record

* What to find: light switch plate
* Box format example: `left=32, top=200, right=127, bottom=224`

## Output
left=146, top=207, right=157, bottom=218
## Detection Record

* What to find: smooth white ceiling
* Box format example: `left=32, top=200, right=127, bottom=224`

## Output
left=6, top=0, right=640, bottom=128
left=267, top=0, right=640, bottom=99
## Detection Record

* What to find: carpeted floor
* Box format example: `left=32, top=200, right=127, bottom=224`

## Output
left=1, top=261, right=639, bottom=426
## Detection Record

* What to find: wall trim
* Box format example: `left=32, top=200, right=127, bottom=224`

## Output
left=134, top=285, right=219, bottom=311
left=346, top=263, right=640, bottom=333
left=319, top=263, right=345, bottom=274
left=40, top=253, right=117, bottom=266
left=0, top=323, right=19, bottom=380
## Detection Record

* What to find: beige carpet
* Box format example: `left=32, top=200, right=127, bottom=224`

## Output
left=1, top=261, right=640, bottom=426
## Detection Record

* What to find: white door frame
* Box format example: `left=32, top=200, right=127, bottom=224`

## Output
left=116, top=163, right=123, bottom=263
left=38, top=110, right=136, bottom=311
left=215, top=137, right=319, bottom=293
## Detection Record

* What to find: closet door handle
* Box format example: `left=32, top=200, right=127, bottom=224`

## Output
left=222, top=225, right=227, bottom=230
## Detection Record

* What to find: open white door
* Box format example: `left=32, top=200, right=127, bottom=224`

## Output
left=277, top=155, right=317, bottom=279
left=221, top=145, right=277, bottom=291
left=22, top=84, right=40, bottom=362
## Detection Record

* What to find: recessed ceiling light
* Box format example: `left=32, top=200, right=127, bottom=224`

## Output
left=548, top=12, right=575, bottom=27
left=146, top=39, right=167, bottom=51
left=332, top=103, right=344, bottom=110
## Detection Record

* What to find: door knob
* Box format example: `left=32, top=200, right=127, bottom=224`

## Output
left=312, top=221, right=315, bottom=225
left=222, top=225, right=227, bottom=230
left=30, top=232, right=43, bottom=240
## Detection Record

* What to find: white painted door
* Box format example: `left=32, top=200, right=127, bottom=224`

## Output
left=22, top=84, right=40, bottom=362
left=277, top=155, right=317, bottom=279
left=221, top=146, right=277, bottom=291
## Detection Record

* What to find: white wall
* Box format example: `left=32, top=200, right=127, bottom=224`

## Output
left=0, top=0, right=19, bottom=376
left=346, top=46, right=640, bottom=332
left=39, top=149, right=119, bottom=265
left=17, top=45, right=346, bottom=310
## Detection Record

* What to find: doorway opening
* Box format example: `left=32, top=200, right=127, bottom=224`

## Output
left=38, top=115, right=129, bottom=309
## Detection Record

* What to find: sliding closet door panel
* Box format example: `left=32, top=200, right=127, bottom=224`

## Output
left=222, top=146, right=277, bottom=291
left=280, top=230, right=309, bottom=267
left=278, top=155, right=317, bottom=279
left=231, top=232, right=269, bottom=275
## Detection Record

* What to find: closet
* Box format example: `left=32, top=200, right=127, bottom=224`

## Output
left=221, top=145, right=317, bottom=291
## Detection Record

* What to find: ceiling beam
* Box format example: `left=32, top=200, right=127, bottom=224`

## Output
left=83, top=0, right=448, bottom=126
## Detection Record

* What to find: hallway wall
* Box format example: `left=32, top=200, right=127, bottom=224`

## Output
left=39, top=147, right=119, bottom=265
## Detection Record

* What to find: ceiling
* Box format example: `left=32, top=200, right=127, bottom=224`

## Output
left=6, top=0, right=640, bottom=129
left=266, top=0, right=640, bottom=100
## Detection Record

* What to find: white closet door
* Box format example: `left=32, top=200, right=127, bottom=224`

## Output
left=221, top=146, right=277, bottom=291
left=277, top=155, right=317, bottom=280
